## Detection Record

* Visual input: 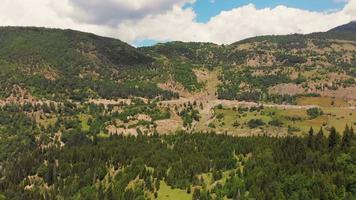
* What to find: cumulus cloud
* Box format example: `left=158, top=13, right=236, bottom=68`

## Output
left=66, top=0, right=195, bottom=25
left=122, top=1, right=356, bottom=44
left=0, top=0, right=114, bottom=37
left=0, top=0, right=355, bottom=45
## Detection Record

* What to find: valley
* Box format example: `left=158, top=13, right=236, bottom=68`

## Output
left=0, top=22, right=356, bottom=200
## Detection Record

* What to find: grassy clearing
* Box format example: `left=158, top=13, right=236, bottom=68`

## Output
left=199, top=169, right=235, bottom=191
left=157, top=181, right=191, bottom=200
left=297, top=97, right=349, bottom=107
left=211, top=106, right=356, bottom=135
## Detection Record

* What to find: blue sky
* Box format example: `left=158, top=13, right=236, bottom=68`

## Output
left=134, top=0, right=348, bottom=46
left=190, top=0, right=347, bottom=23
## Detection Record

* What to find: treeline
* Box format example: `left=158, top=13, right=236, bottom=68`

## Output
left=0, top=123, right=355, bottom=199
left=22, top=74, right=179, bottom=101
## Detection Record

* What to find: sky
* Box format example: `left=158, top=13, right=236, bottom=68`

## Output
left=0, top=0, right=355, bottom=47
left=190, top=0, right=348, bottom=22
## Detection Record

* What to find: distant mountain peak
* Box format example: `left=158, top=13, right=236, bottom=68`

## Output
left=328, top=21, right=356, bottom=33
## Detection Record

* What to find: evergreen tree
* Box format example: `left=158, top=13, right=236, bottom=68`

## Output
left=328, top=127, right=339, bottom=151
left=315, top=127, right=325, bottom=151
left=341, top=125, right=351, bottom=151
left=193, top=188, right=201, bottom=200
left=46, top=163, right=54, bottom=185
left=187, top=185, right=191, bottom=194
left=307, top=127, right=314, bottom=149
left=350, top=126, right=355, bottom=139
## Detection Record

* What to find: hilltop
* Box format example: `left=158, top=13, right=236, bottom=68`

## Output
left=329, top=21, right=356, bottom=33
left=0, top=27, right=176, bottom=101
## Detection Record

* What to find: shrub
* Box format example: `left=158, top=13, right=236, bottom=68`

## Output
left=208, top=123, right=216, bottom=128
left=306, top=107, right=323, bottom=119
left=247, top=119, right=265, bottom=128
left=233, top=121, right=241, bottom=127
left=268, top=119, right=283, bottom=127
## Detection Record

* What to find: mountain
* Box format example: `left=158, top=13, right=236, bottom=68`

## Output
left=0, top=23, right=355, bottom=103
left=0, top=27, right=179, bottom=100
left=1, top=23, right=356, bottom=200
left=143, top=31, right=356, bottom=102
left=329, top=21, right=356, bottom=33
left=0, top=27, right=152, bottom=67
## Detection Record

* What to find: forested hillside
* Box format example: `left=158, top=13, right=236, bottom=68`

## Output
left=0, top=23, right=356, bottom=200
left=0, top=100, right=355, bottom=199
left=1, top=24, right=356, bottom=102
left=0, top=27, right=178, bottom=101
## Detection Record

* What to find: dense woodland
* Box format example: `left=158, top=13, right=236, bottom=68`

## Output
left=0, top=102, right=355, bottom=199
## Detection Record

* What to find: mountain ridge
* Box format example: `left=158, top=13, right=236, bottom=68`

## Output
left=0, top=23, right=355, bottom=102
left=328, top=21, right=356, bottom=33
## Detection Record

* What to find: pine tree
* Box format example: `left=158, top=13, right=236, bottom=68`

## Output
left=328, top=127, right=339, bottom=150
left=341, top=125, right=351, bottom=151
left=307, top=127, right=314, bottom=149
left=46, top=163, right=54, bottom=185
left=350, top=126, right=355, bottom=139
left=193, top=188, right=201, bottom=200
left=315, top=127, right=325, bottom=151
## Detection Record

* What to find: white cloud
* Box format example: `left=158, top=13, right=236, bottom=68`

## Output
left=66, top=0, right=195, bottom=25
left=116, top=6, right=208, bottom=42
left=0, top=0, right=355, bottom=45
left=0, top=0, right=114, bottom=37
left=122, top=1, right=356, bottom=44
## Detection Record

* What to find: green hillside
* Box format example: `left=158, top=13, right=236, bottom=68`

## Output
left=0, top=27, right=178, bottom=100
left=1, top=26, right=356, bottom=103
left=143, top=32, right=356, bottom=103
left=0, top=24, right=356, bottom=200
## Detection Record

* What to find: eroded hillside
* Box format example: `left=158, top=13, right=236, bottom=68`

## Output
left=1, top=24, right=356, bottom=137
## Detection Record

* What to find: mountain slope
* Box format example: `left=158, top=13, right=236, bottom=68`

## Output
left=0, top=27, right=152, bottom=68
left=1, top=24, right=356, bottom=200
left=0, top=27, right=179, bottom=100
left=143, top=30, right=356, bottom=103
left=0, top=23, right=356, bottom=103
left=329, top=21, right=356, bottom=33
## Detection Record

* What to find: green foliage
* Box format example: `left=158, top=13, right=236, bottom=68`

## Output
left=179, top=107, right=200, bottom=127
left=328, top=127, right=340, bottom=150
left=218, top=67, right=291, bottom=101
left=1, top=27, right=356, bottom=102
left=306, top=107, right=324, bottom=119
left=0, top=27, right=181, bottom=100
left=268, top=119, right=283, bottom=127
left=0, top=102, right=355, bottom=200
left=247, top=119, right=265, bottom=128
left=115, top=99, right=170, bottom=122
left=170, top=60, right=203, bottom=91
left=275, top=53, right=307, bottom=65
